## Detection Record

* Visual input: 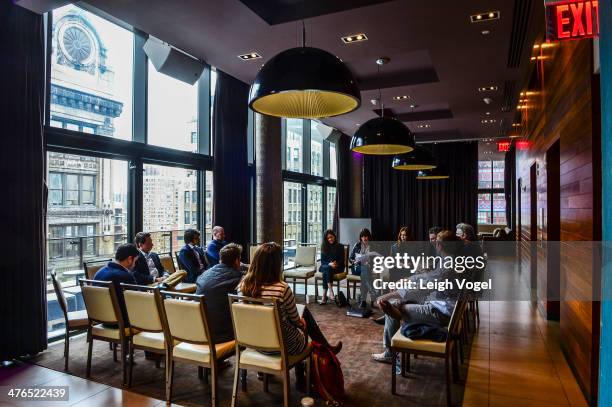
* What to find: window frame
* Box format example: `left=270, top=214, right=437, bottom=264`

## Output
left=477, top=159, right=506, bottom=226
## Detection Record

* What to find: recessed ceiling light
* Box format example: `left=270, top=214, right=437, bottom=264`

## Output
left=485, top=112, right=491, bottom=115
left=470, top=11, right=500, bottom=23
left=481, top=29, right=491, bottom=35
left=238, top=52, right=261, bottom=60
left=393, top=95, right=411, bottom=100
left=481, top=119, right=497, bottom=124
left=417, top=124, right=431, bottom=129
left=478, top=86, right=498, bottom=92
left=341, top=33, right=368, bottom=44
left=409, top=104, right=418, bottom=109
left=512, top=123, right=520, bottom=127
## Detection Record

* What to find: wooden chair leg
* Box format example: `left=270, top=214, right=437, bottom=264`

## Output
left=315, top=278, right=319, bottom=301
left=166, top=359, right=174, bottom=404
left=263, top=373, right=269, bottom=392
left=241, top=369, right=247, bottom=392
left=445, top=355, right=452, bottom=407
left=391, top=350, right=397, bottom=395
left=282, top=371, right=290, bottom=407
left=198, top=366, right=204, bottom=379
left=113, top=342, right=118, bottom=362
left=86, top=330, right=93, bottom=377
left=452, top=346, right=460, bottom=382
left=231, top=358, right=240, bottom=407
left=128, top=341, right=134, bottom=388
left=120, top=338, right=127, bottom=387
left=210, top=364, right=218, bottom=407
left=64, top=330, right=70, bottom=371
left=406, top=352, right=410, bottom=372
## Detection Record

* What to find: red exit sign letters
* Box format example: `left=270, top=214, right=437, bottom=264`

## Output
left=497, top=141, right=511, bottom=152
left=545, top=0, right=599, bottom=42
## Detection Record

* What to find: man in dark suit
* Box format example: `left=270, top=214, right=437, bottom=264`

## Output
left=178, top=228, right=207, bottom=283
left=196, top=243, right=244, bottom=344
left=93, top=243, right=139, bottom=323
left=133, top=232, right=168, bottom=285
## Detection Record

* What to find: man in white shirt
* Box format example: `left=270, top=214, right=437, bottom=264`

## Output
left=133, top=232, right=168, bottom=285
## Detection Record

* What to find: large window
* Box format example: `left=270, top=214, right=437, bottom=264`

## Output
left=330, top=143, right=337, bottom=180
left=307, top=185, right=323, bottom=244
left=46, top=152, right=128, bottom=276
left=310, top=122, right=324, bottom=176
left=326, top=186, right=336, bottom=230
left=285, top=119, right=303, bottom=172
left=478, top=160, right=506, bottom=225
left=148, top=60, right=199, bottom=152
left=284, top=182, right=302, bottom=249
left=50, top=5, right=134, bottom=140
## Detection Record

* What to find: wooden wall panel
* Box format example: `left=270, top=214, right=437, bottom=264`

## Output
left=515, top=39, right=600, bottom=403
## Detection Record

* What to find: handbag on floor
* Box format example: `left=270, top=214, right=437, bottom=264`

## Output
left=310, top=341, right=345, bottom=406
left=334, top=291, right=348, bottom=307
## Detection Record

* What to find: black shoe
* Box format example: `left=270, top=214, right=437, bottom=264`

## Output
left=359, top=300, right=367, bottom=308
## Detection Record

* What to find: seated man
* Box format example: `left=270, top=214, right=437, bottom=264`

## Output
left=371, top=230, right=462, bottom=363
left=93, top=243, right=139, bottom=323
left=196, top=243, right=245, bottom=344
left=178, top=228, right=207, bottom=283
left=206, top=226, right=228, bottom=267
left=456, top=222, right=484, bottom=258
left=133, top=232, right=168, bottom=285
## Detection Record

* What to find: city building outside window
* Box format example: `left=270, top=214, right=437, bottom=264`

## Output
left=477, top=160, right=506, bottom=225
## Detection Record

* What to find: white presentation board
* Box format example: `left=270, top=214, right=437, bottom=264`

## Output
left=339, top=218, right=372, bottom=247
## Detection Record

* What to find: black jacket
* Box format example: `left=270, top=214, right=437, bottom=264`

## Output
left=195, top=263, right=243, bottom=343
left=133, top=251, right=165, bottom=285
left=178, top=244, right=206, bottom=283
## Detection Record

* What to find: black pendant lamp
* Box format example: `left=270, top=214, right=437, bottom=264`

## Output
left=350, top=57, right=415, bottom=155
left=248, top=23, right=360, bottom=119
left=416, top=166, right=450, bottom=180
left=392, top=145, right=437, bottom=170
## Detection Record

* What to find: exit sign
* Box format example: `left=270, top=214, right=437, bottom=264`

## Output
left=545, top=1, right=599, bottom=42
left=497, top=141, right=511, bottom=152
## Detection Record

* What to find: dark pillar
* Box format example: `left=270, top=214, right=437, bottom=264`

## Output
left=337, top=133, right=363, bottom=220
left=255, top=114, right=283, bottom=244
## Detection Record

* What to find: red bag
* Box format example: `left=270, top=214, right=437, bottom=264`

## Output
left=310, top=341, right=345, bottom=406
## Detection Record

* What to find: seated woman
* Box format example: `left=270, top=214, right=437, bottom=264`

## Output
left=349, top=228, right=379, bottom=307
left=238, top=242, right=342, bottom=355
left=318, top=229, right=345, bottom=305
left=389, top=226, right=415, bottom=282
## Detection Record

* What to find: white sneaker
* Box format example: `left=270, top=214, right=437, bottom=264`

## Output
left=371, top=352, right=393, bottom=364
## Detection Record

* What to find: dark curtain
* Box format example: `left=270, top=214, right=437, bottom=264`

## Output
left=0, top=2, right=47, bottom=359
left=363, top=142, right=478, bottom=240
left=504, top=143, right=516, bottom=235
left=212, top=71, right=250, bottom=258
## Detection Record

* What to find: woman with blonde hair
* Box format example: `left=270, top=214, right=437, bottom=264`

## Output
left=238, top=242, right=341, bottom=355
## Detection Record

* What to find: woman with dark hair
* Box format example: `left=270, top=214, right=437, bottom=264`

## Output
left=389, top=226, right=415, bottom=282
left=349, top=228, right=379, bottom=307
left=318, top=230, right=345, bottom=304
left=238, top=242, right=341, bottom=355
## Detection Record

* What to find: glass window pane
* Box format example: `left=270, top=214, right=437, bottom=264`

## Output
left=492, top=160, right=505, bottom=189
left=210, top=69, right=217, bottom=153
left=326, top=186, right=336, bottom=231
left=148, top=60, right=199, bottom=152
left=50, top=5, right=133, bottom=140
left=65, top=174, right=79, bottom=205
left=285, top=119, right=303, bottom=172
left=310, top=121, right=328, bottom=176
left=478, top=160, right=492, bottom=189
left=477, top=193, right=492, bottom=224
left=81, top=175, right=95, bottom=205
left=307, top=185, right=323, bottom=244
left=330, top=143, right=337, bottom=180
left=284, top=182, right=302, bottom=261
left=48, top=173, right=63, bottom=205
left=493, top=193, right=506, bottom=225
left=205, top=171, right=214, bottom=242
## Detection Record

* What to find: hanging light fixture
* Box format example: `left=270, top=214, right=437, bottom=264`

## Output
left=416, top=166, right=450, bottom=180
left=392, top=145, right=437, bottom=170
left=350, top=57, right=415, bottom=155
left=249, top=22, right=360, bottom=119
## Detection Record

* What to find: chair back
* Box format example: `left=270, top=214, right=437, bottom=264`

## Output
left=160, top=291, right=210, bottom=344
left=79, top=279, right=122, bottom=325
left=84, top=259, right=110, bottom=279
left=122, top=284, right=163, bottom=332
left=249, top=244, right=261, bottom=262
left=447, top=299, right=468, bottom=344
left=174, top=251, right=185, bottom=271
left=50, top=271, right=68, bottom=319
left=294, top=245, right=316, bottom=267
left=228, top=295, right=282, bottom=351
left=159, top=253, right=176, bottom=274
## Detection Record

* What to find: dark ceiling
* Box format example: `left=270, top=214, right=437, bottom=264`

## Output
left=21, top=0, right=544, bottom=142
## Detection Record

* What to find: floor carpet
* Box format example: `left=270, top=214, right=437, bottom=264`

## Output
left=31, top=303, right=469, bottom=406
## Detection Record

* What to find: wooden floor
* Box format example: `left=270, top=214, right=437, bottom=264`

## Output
left=463, top=301, right=588, bottom=406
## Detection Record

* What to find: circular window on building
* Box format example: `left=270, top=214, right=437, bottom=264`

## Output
left=59, top=23, right=95, bottom=66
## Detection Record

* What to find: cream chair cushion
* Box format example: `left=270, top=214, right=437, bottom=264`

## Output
left=390, top=330, right=446, bottom=354
left=67, top=310, right=89, bottom=328
left=239, top=343, right=312, bottom=371
left=124, top=290, right=163, bottom=331
left=91, top=324, right=135, bottom=340
left=346, top=274, right=361, bottom=282
left=82, top=285, right=118, bottom=323
left=231, top=303, right=280, bottom=349
left=315, top=271, right=347, bottom=281
left=172, top=341, right=235, bottom=364
left=284, top=268, right=315, bottom=279
left=133, top=331, right=166, bottom=350
left=164, top=298, right=208, bottom=343
left=294, top=246, right=316, bottom=267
